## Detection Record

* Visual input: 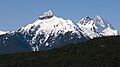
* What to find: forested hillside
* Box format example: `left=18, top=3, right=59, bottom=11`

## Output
left=0, top=36, right=120, bottom=67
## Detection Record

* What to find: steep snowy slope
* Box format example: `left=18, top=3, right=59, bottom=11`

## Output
left=77, top=16, right=118, bottom=39
left=19, top=10, right=87, bottom=51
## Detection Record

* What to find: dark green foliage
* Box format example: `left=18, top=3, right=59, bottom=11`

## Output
left=0, top=36, right=120, bottom=67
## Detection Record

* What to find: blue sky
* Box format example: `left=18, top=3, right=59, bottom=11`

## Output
left=0, top=0, right=120, bottom=31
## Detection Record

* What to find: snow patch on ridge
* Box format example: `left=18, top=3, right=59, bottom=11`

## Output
left=0, top=30, right=7, bottom=35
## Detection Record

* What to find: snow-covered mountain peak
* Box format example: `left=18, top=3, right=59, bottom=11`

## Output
left=19, top=13, right=85, bottom=51
left=38, top=10, right=54, bottom=20
left=77, top=16, right=118, bottom=38
left=78, top=15, right=110, bottom=29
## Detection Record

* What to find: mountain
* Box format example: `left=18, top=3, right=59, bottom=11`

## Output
left=0, top=10, right=119, bottom=54
left=19, top=10, right=87, bottom=51
left=0, top=30, right=6, bottom=35
left=77, top=16, right=118, bottom=39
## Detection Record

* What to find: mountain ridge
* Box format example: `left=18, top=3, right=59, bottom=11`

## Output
left=0, top=10, right=119, bottom=54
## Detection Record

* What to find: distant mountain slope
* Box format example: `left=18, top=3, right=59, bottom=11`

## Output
left=0, top=36, right=119, bottom=67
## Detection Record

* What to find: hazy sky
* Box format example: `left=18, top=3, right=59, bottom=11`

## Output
left=0, top=0, right=120, bottom=31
